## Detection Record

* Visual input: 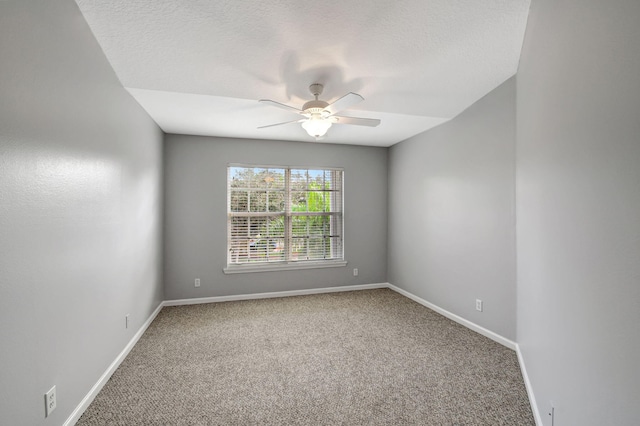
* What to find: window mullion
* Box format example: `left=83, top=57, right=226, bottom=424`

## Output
left=285, top=168, right=291, bottom=262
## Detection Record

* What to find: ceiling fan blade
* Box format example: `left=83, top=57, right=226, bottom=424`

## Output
left=324, top=92, right=364, bottom=115
left=331, top=115, right=381, bottom=127
left=259, top=99, right=303, bottom=114
left=257, top=119, right=303, bottom=129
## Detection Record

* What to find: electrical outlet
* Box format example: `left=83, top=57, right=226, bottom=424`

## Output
left=353, top=268, right=358, bottom=277
left=45, top=386, right=56, bottom=417
left=125, top=314, right=129, bottom=329
left=195, top=278, right=201, bottom=288
left=475, top=299, right=483, bottom=312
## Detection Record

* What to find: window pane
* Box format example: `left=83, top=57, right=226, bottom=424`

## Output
left=291, top=237, right=307, bottom=260
left=292, top=215, right=308, bottom=237
left=230, top=167, right=250, bottom=188
left=267, top=169, right=285, bottom=189
left=251, top=168, right=268, bottom=188
left=307, top=169, right=324, bottom=190
left=249, top=191, right=267, bottom=212
left=291, top=191, right=307, bottom=212
left=290, top=169, right=307, bottom=191
left=329, top=236, right=342, bottom=258
left=230, top=216, right=248, bottom=237
left=266, top=215, right=285, bottom=238
left=323, top=170, right=333, bottom=190
left=308, top=237, right=328, bottom=259
left=230, top=190, right=248, bottom=212
left=307, top=190, right=325, bottom=212
left=229, top=217, right=248, bottom=264
left=308, top=215, right=328, bottom=236
left=248, top=217, right=266, bottom=238
left=267, top=238, right=285, bottom=261
left=268, top=191, right=285, bottom=212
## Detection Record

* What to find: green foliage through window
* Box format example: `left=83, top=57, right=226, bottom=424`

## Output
left=228, top=166, right=343, bottom=265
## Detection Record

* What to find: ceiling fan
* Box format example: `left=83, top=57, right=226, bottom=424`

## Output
left=258, top=83, right=381, bottom=139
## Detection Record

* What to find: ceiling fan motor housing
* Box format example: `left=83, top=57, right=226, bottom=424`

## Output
left=303, top=83, right=329, bottom=114
left=302, top=100, right=329, bottom=114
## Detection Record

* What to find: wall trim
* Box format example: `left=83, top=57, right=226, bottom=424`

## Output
left=386, top=283, right=517, bottom=350
left=163, top=283, right=388, bottom=306
left=385, top=286, right=539, bottom=422
left=223, top=260, right=348, bottom=274
left=516, top=343, right=543, bottom=426
left=68, top=282, right=535, bottom=424
left=64, top=301, right=164, bottom=426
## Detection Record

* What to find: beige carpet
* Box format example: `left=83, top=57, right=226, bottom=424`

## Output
left=77, top=289, right=534, bottom=425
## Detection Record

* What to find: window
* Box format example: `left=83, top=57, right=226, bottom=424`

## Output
left=225, top=165, right=345, bottom=273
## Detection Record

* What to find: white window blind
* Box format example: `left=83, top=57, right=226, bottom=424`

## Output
left=227, top=165, right=344, bottom=268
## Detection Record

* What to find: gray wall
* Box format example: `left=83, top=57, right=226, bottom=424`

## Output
left=388, top=77, right=517, bottom=340
left=163, top=135, right=388, bottom=300
left=516, top=0, right=640, bottom=424
left=0, top=1, right=163, bottom=424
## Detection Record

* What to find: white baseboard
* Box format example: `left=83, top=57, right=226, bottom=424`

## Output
left=163, top=283, right=388, bottom=306
left=386, top=284, right=538, bottom=421
left=64, top=302, right=164, bottom=426
left=516, top=343, right=543, bottom=426
left=68, top=282, right=534, bottom=425
left=385, top=283, right=516, bottom=350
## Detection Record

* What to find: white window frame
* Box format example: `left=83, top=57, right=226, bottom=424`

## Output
left=224, top=164, right=346, bottom=274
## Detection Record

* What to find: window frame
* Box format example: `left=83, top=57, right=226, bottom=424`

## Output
left=223, top=163, right=347, bottom=274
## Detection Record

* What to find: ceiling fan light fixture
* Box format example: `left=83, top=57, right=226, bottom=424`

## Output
left=259, top=83, right=380, bottom=138
left=301, top=114, right=332, bottom=138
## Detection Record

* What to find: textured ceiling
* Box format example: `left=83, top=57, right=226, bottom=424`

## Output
left=75, top=0, right=530, bottom=147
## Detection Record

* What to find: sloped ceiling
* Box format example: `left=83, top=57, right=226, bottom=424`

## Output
left=76, top=0, right=530, bottom=146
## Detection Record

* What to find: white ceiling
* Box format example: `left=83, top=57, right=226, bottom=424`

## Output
left=75, top=0, right=530, bottom=147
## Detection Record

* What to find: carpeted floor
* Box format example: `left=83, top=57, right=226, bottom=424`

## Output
left=77, top=289, right=534, bottom=425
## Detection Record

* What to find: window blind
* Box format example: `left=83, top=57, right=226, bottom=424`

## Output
left=227, top=165, right=343, bottom=266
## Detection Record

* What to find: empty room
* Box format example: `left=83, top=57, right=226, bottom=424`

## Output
left=1, top=0, right=639, bottom=425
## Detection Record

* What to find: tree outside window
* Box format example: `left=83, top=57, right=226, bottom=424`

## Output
left=227, top=165, right=343, bottom=267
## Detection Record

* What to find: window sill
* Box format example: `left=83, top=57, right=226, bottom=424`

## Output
left=223, top=260, right=347, bottom=274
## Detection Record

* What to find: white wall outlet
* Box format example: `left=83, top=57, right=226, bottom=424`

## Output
left=44, top=386, right=56, bottom=417
left=353, top=268, right=358, bottom=277
left=195, top=278, right=201, bottom=287
left=125, top=314, right=129, bottom=329
left=475, top=299, right=483, bottom=312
